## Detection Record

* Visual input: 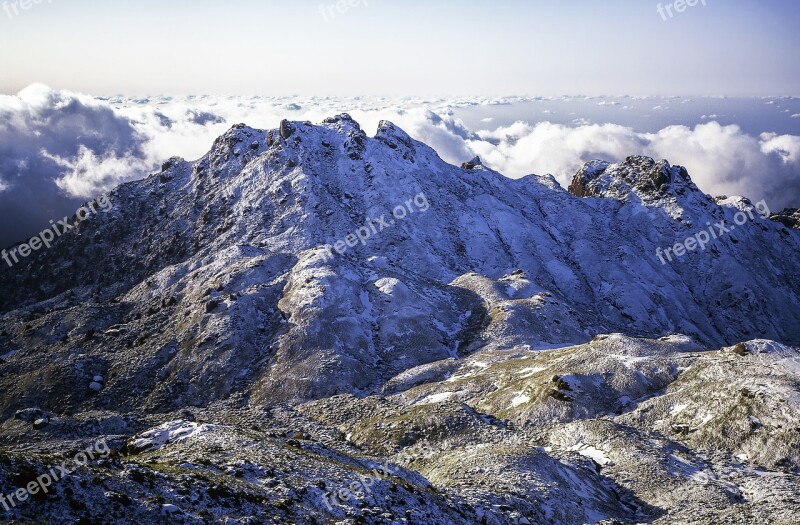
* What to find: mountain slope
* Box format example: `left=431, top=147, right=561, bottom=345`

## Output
left=0, top=116, right=798, bottom=524
left=1, top=115, right=799, bottom=410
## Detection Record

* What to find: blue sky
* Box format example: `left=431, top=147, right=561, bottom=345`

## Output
left=0, top=0, right=798, bottom=96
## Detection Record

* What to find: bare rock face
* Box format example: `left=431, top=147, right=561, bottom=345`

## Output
left=569, top=159, right=612, bottom=197
left=461, top=155, right=483, bottom=170
left=568, top=156, right=692, bottom=200
left=0, top=116, right=798, bottom=524
left=771, top=207, right=800, bottom=229
left=279, top=118, right=294, bottom=139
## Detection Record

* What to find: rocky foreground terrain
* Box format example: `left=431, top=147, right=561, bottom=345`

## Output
left=0, top=115, right=798, bottom=524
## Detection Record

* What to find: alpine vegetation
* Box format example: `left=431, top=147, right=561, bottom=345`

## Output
left=0, top=116, right=798, bottom=524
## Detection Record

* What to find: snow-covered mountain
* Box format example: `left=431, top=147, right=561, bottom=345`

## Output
left=0, top=116, right=798, bottom=524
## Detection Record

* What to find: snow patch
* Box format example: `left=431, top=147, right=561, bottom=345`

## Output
left=418, top=392, right=455, bottom=405
left=511, top=394, right=531, bottom=407
left=569, top=443, right=611, bottom=466
left=131, top=420, right=217, bottom=452
left=670, top=403, right=688, bottom=416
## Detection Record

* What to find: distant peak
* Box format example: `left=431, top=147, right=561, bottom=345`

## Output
left=373, top=120, right=417, bottom=160
left=219, top=123, right=262, bottom=140
left=322, top=113, right=361, bottom=131
left=210, top=123, right=265, bottom=153
left=461, top=156, right=483, bottom=170
left=324, top=112, right=356, bottom=123
left=569, top=155, right=694, bottom=201
left=376, top=119, right=405, bottom=136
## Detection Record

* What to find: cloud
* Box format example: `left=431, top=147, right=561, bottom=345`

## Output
left=465, top=119, right=800, bottom=211
left=0, top=84, right=150, bottom=247
left=185, top=109, right=226, bottom=126
left=1, top=86, right=799, bottom=249
left=760, top=133, right=800, bottom=164
left=43, top=146, right=153, bottom=197
left=468, top=121, right=648, bottom=183
left=646, top=123, right=800, bottom=206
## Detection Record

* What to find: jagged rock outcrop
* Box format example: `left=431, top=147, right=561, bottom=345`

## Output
left=461, top=155, right=483, bottom=170
left=771, top=207, right=800, bottom=229
left=568, top=156, right=693, bottom=200
left=279, top=118, right=294, bottom=139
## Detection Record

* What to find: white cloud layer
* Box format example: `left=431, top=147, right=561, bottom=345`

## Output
left=1, top=85, right=799, bottom=248
left=464, top=120, right=800, bottom=209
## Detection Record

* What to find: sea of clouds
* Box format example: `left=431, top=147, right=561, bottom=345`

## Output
left=1, top=84, right=799, bottom=248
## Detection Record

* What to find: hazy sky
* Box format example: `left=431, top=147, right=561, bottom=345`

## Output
left=1, top=0, right=798, bottom=96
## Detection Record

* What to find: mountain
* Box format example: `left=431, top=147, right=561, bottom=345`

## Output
left=0, top=115, right=798, bottom=524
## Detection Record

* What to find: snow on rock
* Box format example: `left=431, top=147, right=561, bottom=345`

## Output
left=569, top=443, right=612, bottom=466
left=511, top=394, right=531, bottom=407
left=129, top=420, right=217, bottom=453
left=161, top=504, right=181, bottom=514
left=374, top=277, right=411, bottom=298
left=417, top=391, right=456, bottom=405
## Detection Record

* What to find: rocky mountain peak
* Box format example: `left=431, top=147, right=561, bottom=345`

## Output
left=461, top=155, right=484, bottom=170
left=374, top=120, right=417, bottom=159
left=568, top=155, right=695, bottom=202
left=322, top=112, right=363, bottom=133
